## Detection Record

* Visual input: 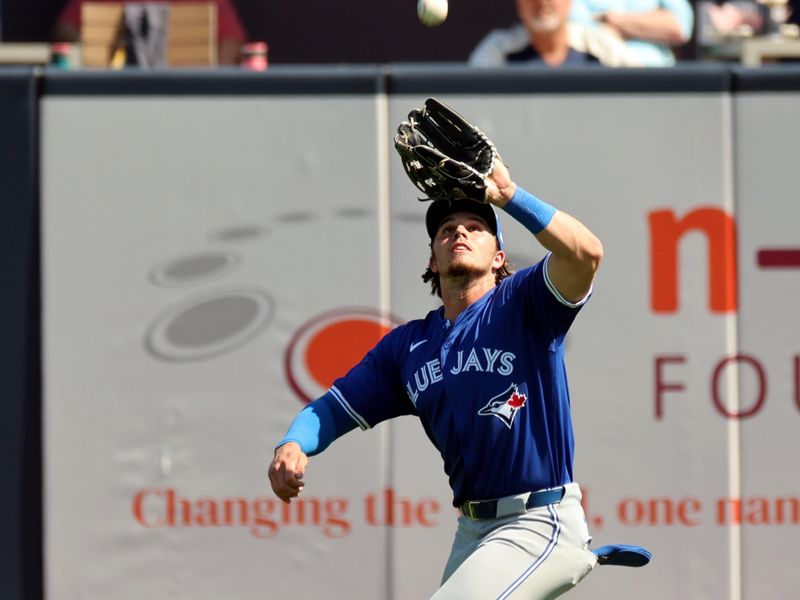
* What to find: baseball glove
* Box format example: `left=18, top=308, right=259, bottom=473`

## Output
left=394, top=98, right=498, bottom=203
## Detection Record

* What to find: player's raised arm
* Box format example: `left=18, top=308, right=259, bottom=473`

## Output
left=485, top=160, right=603, bottom=304
left=393, top=96, right=602, bottom=304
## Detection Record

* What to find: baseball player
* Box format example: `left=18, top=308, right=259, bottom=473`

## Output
left=269, top=99, right=646, bottom=598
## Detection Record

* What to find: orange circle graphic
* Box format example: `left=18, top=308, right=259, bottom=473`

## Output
left=284, top=307, right=403, bottom=404
left=305, top=319, right=392, bottom=388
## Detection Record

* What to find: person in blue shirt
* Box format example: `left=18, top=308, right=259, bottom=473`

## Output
left=269, top=151, right=605, bottom=597
left=570, top=0, right=694, bottom=65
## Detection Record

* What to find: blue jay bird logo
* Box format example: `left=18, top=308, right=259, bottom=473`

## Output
left=478, top=382, right=528, bottom=428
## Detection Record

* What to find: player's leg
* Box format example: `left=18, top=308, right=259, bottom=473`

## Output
left=432, top=484, right=597, bottom=599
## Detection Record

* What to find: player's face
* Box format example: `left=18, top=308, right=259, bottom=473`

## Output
left=430, top=212, right=504, bottom=279
left=516, top=0, right=570, bottom=33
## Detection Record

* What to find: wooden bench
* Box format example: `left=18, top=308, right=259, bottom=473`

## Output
left=80, top=2, right=218, bottom=67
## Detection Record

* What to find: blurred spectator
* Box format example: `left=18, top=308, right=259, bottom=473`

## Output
left=707, top=1, right=765, bottom=34
left=696, top=0, right=799, bottom=53
left=569, top=0, right=694, bottom=65
left=470, top=0, right=641, bottom=66
left=697, top=0, right=767, bottom=45
left=52, top=0, right=247, bottom=65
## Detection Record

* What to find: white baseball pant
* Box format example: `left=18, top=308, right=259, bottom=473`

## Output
left=432, top=483, right=597, bottom=599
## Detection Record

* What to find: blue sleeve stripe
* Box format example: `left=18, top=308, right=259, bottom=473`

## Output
left=542, top=253, right=592, bottom=308
left=330, top=385, right=370, bottom=430
left=503, top=186, right=557, bottom=235
left=277, top=391, right=359, bottom=455
left=277, top=405, right=322, bottom=454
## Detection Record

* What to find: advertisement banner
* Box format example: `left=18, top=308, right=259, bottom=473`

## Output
left=733, top=92, right=800, bottom=600
left=42, top=96, right=392, bottom=599
left=42, top=86, right=800, bottom=599
left=389, top=93, right=736, bottom=600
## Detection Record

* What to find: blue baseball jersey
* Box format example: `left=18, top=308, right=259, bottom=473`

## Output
left=329, top=255, right=589, bottom=506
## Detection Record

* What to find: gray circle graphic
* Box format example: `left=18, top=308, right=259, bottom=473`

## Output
left=150, top=252, right=241, bottom=287
left=334, top=207, right=372, bottom=219
left=209, top=225, right=270, bottom=243
left=145, top=289, right=274, bottom=361
left=394, top=212, right=425, bottom=224
left=274, top=211, right=317, bottom=223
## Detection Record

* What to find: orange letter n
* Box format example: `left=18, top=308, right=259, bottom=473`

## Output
left=649, top=207, right=737, bottom=313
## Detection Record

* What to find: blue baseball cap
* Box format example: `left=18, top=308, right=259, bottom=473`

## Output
left=425, top=200, right=504, bottom=249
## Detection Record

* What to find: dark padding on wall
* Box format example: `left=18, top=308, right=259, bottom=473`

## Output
left=387, top=64, right=733, bottom=95
left=0, top=68, right=42, bottom=600
left=41, top=66, right=385, bottom=96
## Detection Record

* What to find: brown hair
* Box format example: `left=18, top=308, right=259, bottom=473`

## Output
left=421, top=241, right=513, bottom=298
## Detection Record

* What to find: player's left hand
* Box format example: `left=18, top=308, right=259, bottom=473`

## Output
left=484, top=158, right=517, bottom=208
left=268, top=441, right=308, bottom=504
left=394, top=97, right=499, bottom=204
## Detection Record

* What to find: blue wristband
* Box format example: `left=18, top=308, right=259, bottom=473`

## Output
left=277, top=390, right=357, bottom=456
left=503, top=186, right=557, bottom=234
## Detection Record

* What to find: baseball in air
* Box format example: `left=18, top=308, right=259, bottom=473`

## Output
left=417, top=0, right=448, bottom=27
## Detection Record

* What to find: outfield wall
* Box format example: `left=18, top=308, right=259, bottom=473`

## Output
left=3, top=65, right=799, bottom=600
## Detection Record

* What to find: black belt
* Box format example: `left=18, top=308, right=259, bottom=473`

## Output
left=459, top=487, right=566, bottom=520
